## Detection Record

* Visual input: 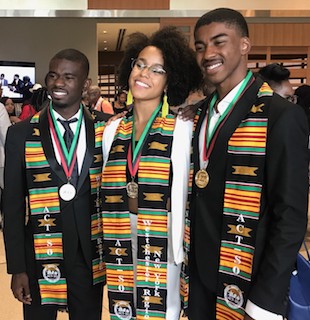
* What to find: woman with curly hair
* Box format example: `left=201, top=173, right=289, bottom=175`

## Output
left=101, top=26, right=202, bottom=319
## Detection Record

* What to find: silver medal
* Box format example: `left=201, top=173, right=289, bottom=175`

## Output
left=59, top=183, right=76, bottom=201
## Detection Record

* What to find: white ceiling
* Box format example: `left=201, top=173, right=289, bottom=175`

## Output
left=97, top=22, right=160, bottom=51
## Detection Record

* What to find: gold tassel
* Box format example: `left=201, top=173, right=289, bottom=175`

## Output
left=126, top=90, right=133, bottom=106
left=162, top=94, right=169, bottom=118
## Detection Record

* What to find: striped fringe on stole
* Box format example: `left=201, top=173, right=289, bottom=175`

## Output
left=91, top=120, right=106, bottom=285
left=216, top=83, right=272, bottom=319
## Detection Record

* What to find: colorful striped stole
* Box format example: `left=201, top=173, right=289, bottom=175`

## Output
left=25, top=110, right=106, bottom=306
left=102, top=113, right=175, bottom=319
left=215, top=82, right=272, bottom=319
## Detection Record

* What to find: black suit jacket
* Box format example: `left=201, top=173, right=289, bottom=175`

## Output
left=3, top=106, right=97, bottom=276
left=190, top=78, right=309, bottom=315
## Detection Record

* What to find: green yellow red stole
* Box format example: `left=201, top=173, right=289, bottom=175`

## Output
left=182, top=83, right=273, bottom=319
left=25, top=110, right=106, bottom=306
left=101, top=112, right=175, bottom=319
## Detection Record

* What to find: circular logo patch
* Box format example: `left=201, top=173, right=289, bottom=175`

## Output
left=42, top=264, right=61, bottom=283
left=224, top=284, right=244, bottom=310
left=114, top=300, right=132, bottom=320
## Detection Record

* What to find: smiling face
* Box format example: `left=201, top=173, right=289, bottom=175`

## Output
left=195, top=22, right=250, bottom=99
left=46, top=58, right=89, bottom=115
left=129, top=46, right=167, bottom=106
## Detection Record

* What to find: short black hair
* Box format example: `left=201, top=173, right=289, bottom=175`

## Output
left=258, top=63, right=290, bottom=83
left=118, top=26, right=203, bottom=106
left=194, top=8, right=249, bottom=38
left=50, top=48, right=89, bottom=78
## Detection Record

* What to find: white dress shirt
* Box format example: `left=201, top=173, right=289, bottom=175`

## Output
left=50, top=108, right=86, bottom=175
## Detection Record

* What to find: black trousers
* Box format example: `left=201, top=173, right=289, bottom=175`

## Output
left=23, top=247, right=103, bottom=320
left=187, top=256, right=217, bottom=320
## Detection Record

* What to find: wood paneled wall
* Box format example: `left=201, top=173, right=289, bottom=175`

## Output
left=88, top=0, right=169, bottom=9
left=249, top=23, right=310, bottom=46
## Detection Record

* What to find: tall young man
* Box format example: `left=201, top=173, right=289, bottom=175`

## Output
left=3, top=49, right=105, bottom=320
left=187, top=8, right=309, bottom=320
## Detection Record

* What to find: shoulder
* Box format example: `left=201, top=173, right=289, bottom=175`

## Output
left=6, top=119, right=31, bottom=148
left=270, top=93, right=307, bottom=122
left=104, top=118, right=122, bottom=136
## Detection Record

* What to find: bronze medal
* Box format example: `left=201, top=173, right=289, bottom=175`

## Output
left=195, top=169, right=209, bottom=188
left=126, top=181, right=138, bottom=199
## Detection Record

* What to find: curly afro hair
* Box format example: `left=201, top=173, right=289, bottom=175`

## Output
left=118, top=26, right=203, bottom=106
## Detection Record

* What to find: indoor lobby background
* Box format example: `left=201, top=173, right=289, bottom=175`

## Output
left=0, top=1, right=310, bottom=319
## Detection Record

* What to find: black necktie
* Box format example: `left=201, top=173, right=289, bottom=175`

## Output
left=57, top=118, right=79, bottom=186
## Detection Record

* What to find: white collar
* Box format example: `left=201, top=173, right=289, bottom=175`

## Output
left=215, top=77, right=247, bottom=116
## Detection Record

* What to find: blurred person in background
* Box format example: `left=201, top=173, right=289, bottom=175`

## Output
left=0, top=97, right=11, bottom=229
left=112, top=90, right=127, bottom=114
left=258, top=63, right=296, bottom=102
left=87, top=85, right=114, bottom=115
left=0, top=97, right=21, bottom=124
left=295, top=84, right=310, bottom=129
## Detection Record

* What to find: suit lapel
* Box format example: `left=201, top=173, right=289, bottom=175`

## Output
left=77, top=107, right=95, bottom=192
left=214, top=77, right=262, bottom=151
left=39, top=107, right=67, bottom=184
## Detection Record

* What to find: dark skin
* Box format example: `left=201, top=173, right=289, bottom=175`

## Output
left=46, top=58, right=90, bottom=119
left=11, top=57, right=90, bottom=305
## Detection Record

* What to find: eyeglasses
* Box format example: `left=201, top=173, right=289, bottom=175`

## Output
left=131, top=58, right=166, bottom=76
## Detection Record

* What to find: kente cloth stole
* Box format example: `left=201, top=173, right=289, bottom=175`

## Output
left=25, top=112, right=106, bottom=306
left=215, top=82, right=273, bottom=320
left=101, top=113, right=175, bottom=320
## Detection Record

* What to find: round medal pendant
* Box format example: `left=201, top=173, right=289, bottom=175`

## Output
left=195, top=169, right=209, bottom=188
left=59, top=183, right=76, bottom=201
left=126, top=181, right=138, bottom=199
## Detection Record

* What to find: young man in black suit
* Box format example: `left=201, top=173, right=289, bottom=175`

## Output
left=185, top=8, right=309, bottom=320
left=3, top=49, right=105, bottom=320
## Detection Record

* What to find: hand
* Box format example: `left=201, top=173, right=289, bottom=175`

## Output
left=244, top=314, right=255, bottom=320
left=11, top=272, right=32, bottom=305
left=9, top=116, right=21, bottom=124
left=106, top=110, right=127, bottom=125
left=178, top=104, right=198, bottom=121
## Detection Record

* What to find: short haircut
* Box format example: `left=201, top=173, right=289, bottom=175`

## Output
left=118, top=26, right=202, bottom=106
left=50, top=48, right=89, bottom=78
left=194, top=8, right=249, bottom=38
left=258, top=63, right=290, bottom=83
left=88, top=85, right=101, bottom=94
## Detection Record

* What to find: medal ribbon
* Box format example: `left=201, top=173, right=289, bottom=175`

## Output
left=203, top=71, right=254, bottom=163
left=127, top=102, right=162, bottom=178
left=48, top=103, right=83, bottom=180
